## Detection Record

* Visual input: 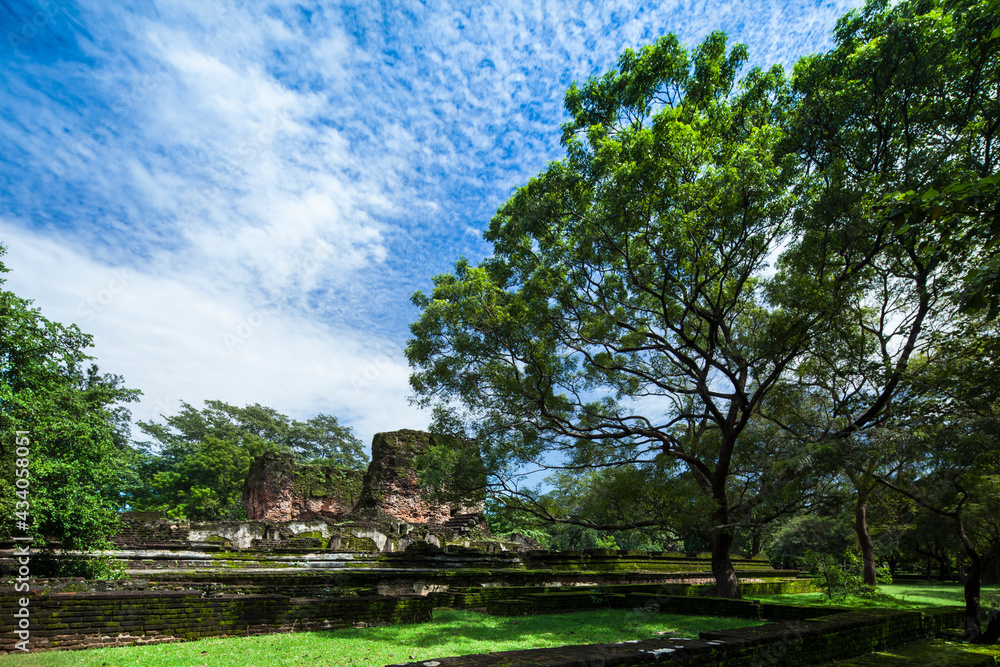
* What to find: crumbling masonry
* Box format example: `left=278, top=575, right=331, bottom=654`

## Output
left=242, top=429, right=484, bottom=525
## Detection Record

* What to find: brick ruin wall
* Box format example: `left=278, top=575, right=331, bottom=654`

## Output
left=243, top=429, right=484, bottom=525
left=349, top=429, right=484, bottom=524
left=0, top=587, right=963, bottom=658
left=0, top=590, right=432, bottom=653
left=242, top=453, right=364, bottom=523
left=361, top=467, right=455, bottom=524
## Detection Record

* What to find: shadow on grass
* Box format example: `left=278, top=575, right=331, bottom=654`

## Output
left=0, top=608, right=767, bottom=667
left=311, top=608, right=761, bottom=652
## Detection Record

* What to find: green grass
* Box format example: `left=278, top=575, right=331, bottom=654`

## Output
left=883, top=582, right=1000, bottom=608
left=749, top=581, right=1000, bottom=609
left=0, top=608, right=765, bottom=667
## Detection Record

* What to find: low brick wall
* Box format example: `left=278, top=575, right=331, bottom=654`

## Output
left=0, top=590, right=432, bottom=653
left=480, top=590, right=768, bottom=619
left=435, top=581, right=815, bottom=618
left=435, top=579, right=814, bottom=614
left=390, top=606, right=964, bottom=667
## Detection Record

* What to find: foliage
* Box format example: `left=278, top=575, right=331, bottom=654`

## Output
left=132, top=400, right=366, bottom=521
left=806, top=550, right=894, bottom=601
left=0, top=244, right=140, bottom=564
left=408, top=0, right=998, bottom=599
left=776, top=0, right=1000, bottom=403
left=412, top=428, right=487, bottom=505
left=863, top=314, right=1000, bottom=641
left=482, top=499, right=552, bottom=548
left=137, top=400, right=366, bottom=467
left=752, top=0, right=1000, bottom=611
left=408, top=28, right=836, bottom=598
left=773, top=0, right=999, bottom=442
left=28, top=552, right=127, bottom=580
left=482, top=472, right=685, bottom=551
left=886, top=174, right=1000, bottom=317
left=767, top=515, right=855, bottom=569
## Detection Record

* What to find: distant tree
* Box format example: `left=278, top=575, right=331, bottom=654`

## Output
left=766, top=514, right=855, bottom=570
left=132, top=400, right=366, bottom=521
left=868, top=316, right=1000, bottom=642
left=536, top=466, right=703, bottom=552
left=503, top=419, right=821, bottom=558
left=0, top=245, right=140, bottom=574
left=901, top=508, right=962, bottom=581
left=289, top=412, right=369, bottom=466
left=873, top=426, right=1000, bottom=643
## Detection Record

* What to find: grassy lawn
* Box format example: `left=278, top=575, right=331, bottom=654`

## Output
left=749, top=581, right=1000, bottom=609
left=883, top=582, right=1000, bottom=608
left=0, top=608, right=765, bottom=667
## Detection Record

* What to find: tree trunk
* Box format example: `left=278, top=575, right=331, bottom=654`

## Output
left=711, top=526, right=742, bottom=599
left=887, top=553, right=900, bottom=576
left=937, top=554, right=953, bottom=582
left=854, top=495, right=877, bottom=586
left=956, top=518, right=982, bottom=643
left=964, top=554, right=982, bottom=643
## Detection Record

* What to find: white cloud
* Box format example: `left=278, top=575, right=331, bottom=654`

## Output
left=0, top=222, right=426, bottom=450
left=1, top=0, right=864, bottom=455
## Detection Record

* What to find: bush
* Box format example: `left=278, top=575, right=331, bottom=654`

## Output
left=31, top=551, right=127, bottom=579
left=806, top=550, right=894, bottom=602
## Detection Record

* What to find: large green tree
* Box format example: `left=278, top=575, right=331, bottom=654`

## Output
left=769, top=0, right=998, bottom=594
left=883, top=0, right=1000, bottom=318
left=408, top=0, right=998, bottom=600
left=0, top=245, right=140, bottom=571
left=132, top=400, right=366, bottom=521
left=408, top=31, right=852, bottom=598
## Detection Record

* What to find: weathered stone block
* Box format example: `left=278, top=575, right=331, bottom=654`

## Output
left=242, top=429, right=484, bottom=526
left=243, top=452, right=364, bottom=522
left=349, top=429, right=484, bottom=524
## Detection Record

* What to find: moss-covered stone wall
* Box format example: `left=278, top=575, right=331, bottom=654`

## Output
left=241, top=430, right=482, bottom=525
left=110, top=513, right=190, bottom=548
left=0, top=590, right=432, bottom=654
left=243, top=452, right=364, bottom=522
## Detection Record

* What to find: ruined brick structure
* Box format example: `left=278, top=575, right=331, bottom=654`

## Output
left=243, top=429, right=483, bottom=525
left=243, top=452, right=364, bottom=522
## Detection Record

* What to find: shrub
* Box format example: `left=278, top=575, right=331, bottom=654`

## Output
left=805, top=550, right=894, bottom=602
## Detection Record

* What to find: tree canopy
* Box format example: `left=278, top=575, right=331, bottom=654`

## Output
left=0, top=245, right=140, bottom=573
left=409, top=29, right=833, bottom=598
left=131, top=400, right=367, bottom=521
left=407, top=0, right=998, bottom=601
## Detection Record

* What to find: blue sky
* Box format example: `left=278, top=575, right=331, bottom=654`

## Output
left=0, top=0, right=862, bottom=451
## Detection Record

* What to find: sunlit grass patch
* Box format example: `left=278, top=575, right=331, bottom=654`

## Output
left=0, top=607, right=764, bottom=667
left=749, top=581, right=1000, bottom=610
